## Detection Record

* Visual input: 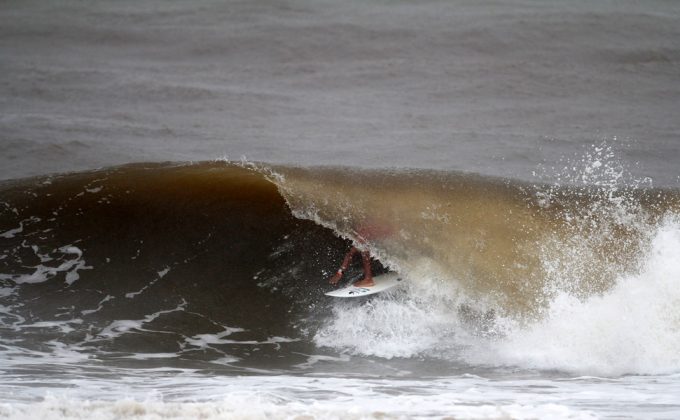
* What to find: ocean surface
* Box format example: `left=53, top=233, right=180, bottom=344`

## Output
left=1, top=0, right=680, bottom=419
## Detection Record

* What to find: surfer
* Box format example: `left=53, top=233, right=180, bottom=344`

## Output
left=328, top=246, right=374, bottom=287
left=328, top=220, right=392, bottom=288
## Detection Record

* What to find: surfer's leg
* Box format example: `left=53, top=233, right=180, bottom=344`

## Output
left=329, top=247, right=360, bottom=284
left=353, top=250, right=375, bottom=287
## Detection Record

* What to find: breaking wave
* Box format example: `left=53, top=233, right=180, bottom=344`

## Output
left=0, top=152, right=678, bottom=376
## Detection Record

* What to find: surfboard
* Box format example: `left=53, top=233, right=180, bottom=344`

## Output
left=325, top=272, right=403, bottom=298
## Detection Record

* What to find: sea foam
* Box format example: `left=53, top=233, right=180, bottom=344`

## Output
left=470, top=218, right=680, bottom=376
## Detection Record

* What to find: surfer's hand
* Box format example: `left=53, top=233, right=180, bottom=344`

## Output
left=329, top=270, right=343, bottom=285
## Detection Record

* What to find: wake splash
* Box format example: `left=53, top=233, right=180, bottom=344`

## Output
left=314, top=276, right=462, bottom=359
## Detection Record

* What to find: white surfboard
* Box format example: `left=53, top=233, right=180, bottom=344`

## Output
left=325, top=272, right=403, bottom=298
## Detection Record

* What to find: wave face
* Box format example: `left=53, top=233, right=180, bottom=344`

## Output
left=0, top=163, right=356, bottom=372
left=1, top=161, right=679, bottom=376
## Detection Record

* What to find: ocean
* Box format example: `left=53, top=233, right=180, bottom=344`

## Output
left=1, top=0, right=680, bottom=419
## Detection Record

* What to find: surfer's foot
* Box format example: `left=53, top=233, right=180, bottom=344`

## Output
left=353, top=277, right=374, bottom=287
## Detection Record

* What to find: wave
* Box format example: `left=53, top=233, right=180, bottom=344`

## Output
left=1, top=160, right=679, bottom=375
